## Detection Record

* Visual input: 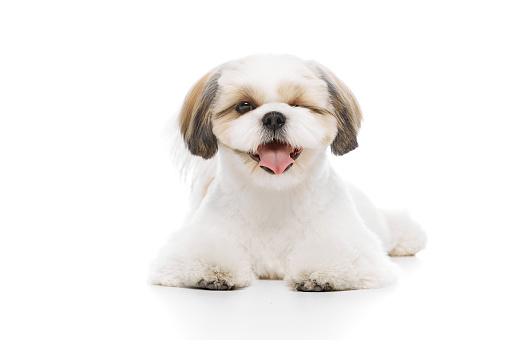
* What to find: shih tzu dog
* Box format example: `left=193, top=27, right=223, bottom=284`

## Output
left=150, top=54, right=427, bottom=291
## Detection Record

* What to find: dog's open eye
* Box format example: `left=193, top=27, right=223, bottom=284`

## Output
left=236, top=102, right=256, bottom=114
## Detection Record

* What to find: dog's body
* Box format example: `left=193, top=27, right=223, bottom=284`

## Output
left=150, top=55, right=426, bottom=291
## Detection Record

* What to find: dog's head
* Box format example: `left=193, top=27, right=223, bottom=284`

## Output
left=179, top=54, right=362, bottom=189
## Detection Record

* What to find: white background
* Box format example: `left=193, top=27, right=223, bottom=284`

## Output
left=1, top=0, right=508, bottom=339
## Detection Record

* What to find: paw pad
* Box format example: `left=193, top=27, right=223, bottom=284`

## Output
left=198, top=279, right=234, bottom=290
left=296, top=281, right=332, bottom=292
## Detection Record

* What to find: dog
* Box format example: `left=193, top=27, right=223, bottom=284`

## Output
left=150, top=54, right=427, bottom=291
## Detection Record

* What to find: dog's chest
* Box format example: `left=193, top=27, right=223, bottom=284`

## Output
left=207, top=178, right=335, bottom=278
left=239, top=215, right=303, bottom=279
left=233, top=195, right=319, bottom=279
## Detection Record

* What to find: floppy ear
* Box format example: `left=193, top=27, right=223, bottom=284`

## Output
left=179, top=68, right=221, bottom=159
left=311, top=63, right=363, bottom=155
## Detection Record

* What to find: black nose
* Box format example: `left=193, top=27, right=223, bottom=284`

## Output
left=262, top=111, right=286, bottom=132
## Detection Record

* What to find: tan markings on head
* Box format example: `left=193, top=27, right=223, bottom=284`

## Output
left=215, top=84, right=267, bottom=119
left=308, top=62, right=363, bottom=155
left=212, top=113, right=234, bottom=145
left=277, top=80, right=330, bottom=109
left=237, top=85, right=267, bottom=108
left=277, top=82, right=306, bottom=106
left=179, top=68, right=221, bottom=159
left=318, top=114, right=340, bottom=146
left=276, top=80, right=337, bottom=147
left=212, top=84, right=269, bottom=145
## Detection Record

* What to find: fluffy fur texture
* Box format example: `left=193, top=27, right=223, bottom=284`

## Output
left=150, top=54, right=427, bottom=291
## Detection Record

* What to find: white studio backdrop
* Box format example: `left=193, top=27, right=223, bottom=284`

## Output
left=1, top=1, right=508, bottom=339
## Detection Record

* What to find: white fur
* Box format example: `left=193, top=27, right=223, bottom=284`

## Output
left=150, top=55, right=427, bottom=291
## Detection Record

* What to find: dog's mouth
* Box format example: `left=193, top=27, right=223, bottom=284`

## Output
left=248, top=142, right=302, bottom=175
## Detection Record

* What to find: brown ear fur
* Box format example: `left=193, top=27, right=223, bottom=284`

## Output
left=179, top=69, right=221, bottom=159
left=311, top=63, right=362, bottom=155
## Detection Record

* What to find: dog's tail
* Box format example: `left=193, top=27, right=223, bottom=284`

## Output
left=383, top=210, right=427, bottom=256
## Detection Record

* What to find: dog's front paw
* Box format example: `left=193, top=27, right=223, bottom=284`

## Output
left=196, top=265, right=239, bottom=290
left=290, top=271, right=338, bottom=292
left=287, top=264, right=396, bottom=292
left=150, top=234, right=256, bottom=289
left=193, top=264, right=254, bottom=290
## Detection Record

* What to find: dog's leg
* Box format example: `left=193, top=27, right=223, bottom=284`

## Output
left=348, top=184, right=427, bottom=256
left=285, top=235, right=397, bottom=291
left=149, top=226, right=256, bottom=290
left=384, top=210, right=427, bottom=256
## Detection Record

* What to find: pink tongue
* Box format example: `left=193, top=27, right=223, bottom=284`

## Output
left=257, top=143, right=294, bottom=175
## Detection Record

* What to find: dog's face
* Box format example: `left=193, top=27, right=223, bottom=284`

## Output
left=179, top=54, right=362, bottom=189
